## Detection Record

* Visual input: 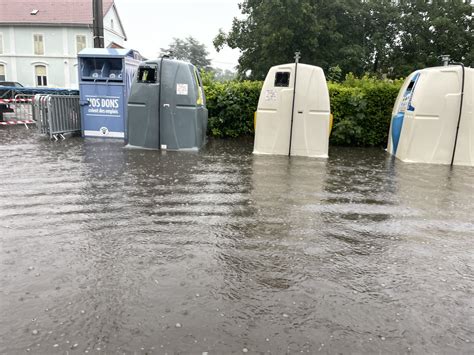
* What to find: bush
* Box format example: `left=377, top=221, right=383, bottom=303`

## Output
left=204, top=75, right=403, bottom=146
left=329, top=76, right=403, bottom=146
left=205, top=80, right=262, bottom=138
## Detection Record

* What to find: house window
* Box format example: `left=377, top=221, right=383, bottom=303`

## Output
left=34, top=34, right=44, bottom=55
left=0, top=34, right=3, bottom=54
left=76, top=35, right=86, bottom=53
left=35, top=65, right=47, bottom=86
left=0, top=64, right=5, bottom=81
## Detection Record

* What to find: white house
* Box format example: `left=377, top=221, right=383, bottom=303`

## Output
left=0, top=0, right=128, bottom=89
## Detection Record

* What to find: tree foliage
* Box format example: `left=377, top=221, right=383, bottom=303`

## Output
left=208, top=68, right=237, bottom=82
left=214, top=0, right=473, bottom=79
left=160, top=37, right=212, bottom=70
left=390, top=1, right=474, bottom=76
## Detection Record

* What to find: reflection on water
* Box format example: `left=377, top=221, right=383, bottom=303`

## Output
left=0, top=128, right=473, bottom=354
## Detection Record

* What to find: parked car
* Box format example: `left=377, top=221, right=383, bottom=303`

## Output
left=0, top=82, right=24, bottom=120
left=0, top=81, right=24, bottom=88
left=0, top=81, right=24, bottom=100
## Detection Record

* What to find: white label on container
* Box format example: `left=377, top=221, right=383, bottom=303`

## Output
left=265, top=89, right=277, bottom=101
left=161, top=144, right=167, bottom=149
left=85, top=95, right=121, bottom=117
left=176, top=83, right=188, bottom=95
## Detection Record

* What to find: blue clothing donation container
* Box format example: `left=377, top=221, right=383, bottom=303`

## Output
left=78, top=48, right=140, bottom=139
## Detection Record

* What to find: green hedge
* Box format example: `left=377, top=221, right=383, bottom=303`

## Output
left=204, top=75, right=403, bottom=146
left=205, top=80, right=263, bottom=138
left=329, top=76, right=403, bottom=146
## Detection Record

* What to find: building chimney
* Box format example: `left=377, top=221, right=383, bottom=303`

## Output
left=93, top=0, right=104, bottom=48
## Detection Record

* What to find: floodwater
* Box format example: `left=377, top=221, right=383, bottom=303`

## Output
left=0, top=127, right=473, bottom=355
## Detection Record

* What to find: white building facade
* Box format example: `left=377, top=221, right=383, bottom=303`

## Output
left=0, top=0, right=127, bottom=89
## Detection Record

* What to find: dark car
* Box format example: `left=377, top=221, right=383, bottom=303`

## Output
left=0, top=81, right=24, bottom=88
left=0, top=81, right=24, bottom=99
left=0, top=82, right=24, bottom=120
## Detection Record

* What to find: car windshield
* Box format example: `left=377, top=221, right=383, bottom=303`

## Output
left=0, top=82, right=23, bottom=87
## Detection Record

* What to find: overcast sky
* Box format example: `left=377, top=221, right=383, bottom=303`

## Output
left=114, top=0, right=242, bottom=70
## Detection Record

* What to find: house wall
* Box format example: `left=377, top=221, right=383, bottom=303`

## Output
left=0, top=25, right=93, bottom=88
left=0, top=6, right=127, bottom=89
left=103, top=6, right=126, bottom=47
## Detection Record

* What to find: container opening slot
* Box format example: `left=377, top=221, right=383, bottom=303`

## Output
left=104, top=58, right=123, bottom=81
left=137, top=67, right=157, bottom=83
left=275, top=72, right=290, bottom=87
left=81, top=58, right=106, bottom=81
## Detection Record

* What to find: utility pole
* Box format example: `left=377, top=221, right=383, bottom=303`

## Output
left=288, top=51, right=301, bottom=156
left=92, top=0, right=104, bottom=48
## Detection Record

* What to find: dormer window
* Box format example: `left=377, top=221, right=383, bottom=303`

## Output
left=30, top=9, right=39, bottom=15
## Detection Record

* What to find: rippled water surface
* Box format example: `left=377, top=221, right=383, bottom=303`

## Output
left=1, top=127, right=473, bottom=354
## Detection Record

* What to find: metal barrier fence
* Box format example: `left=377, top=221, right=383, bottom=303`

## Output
left=0, top=95, right=36, bottom=127
left=14, top=94, right=35, bottom=122
left=34, top=94, right=81, bottom=140
left=34, top=94, right=50, bottom=134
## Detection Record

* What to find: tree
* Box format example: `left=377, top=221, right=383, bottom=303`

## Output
left=212, top=68, right=237, bottom=82
left=214, top=0, right=371, bottom=79
left=391, top=1, right=473, bottom=77
left=361, top=0, right=400, bottom=74
left=215, top=0, right=473, bottom=79
left=160, top=37, right=212, bottom=70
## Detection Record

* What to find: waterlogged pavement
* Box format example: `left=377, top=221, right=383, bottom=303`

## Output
left=0, top=127, right=473, bottom=354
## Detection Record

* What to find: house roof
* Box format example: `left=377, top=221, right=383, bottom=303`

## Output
left=0, top=0, right=114, bottom=25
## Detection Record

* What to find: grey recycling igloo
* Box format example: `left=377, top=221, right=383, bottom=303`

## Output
left=127, top=57, right=208, bottom=150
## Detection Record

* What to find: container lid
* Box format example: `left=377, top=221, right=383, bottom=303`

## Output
left=78, top=48, right=138, bottom=59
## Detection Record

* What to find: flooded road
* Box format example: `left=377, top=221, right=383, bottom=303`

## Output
left=1, top=127, right=473, bottom=354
